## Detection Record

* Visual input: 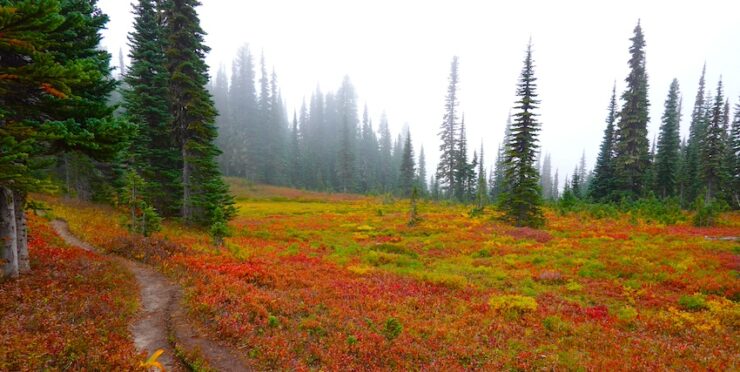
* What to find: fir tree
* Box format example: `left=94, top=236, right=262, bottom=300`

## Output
left=683, top=65, right=707, bottom=205
left=654, top=79, right=681, bottom=198
left=164, top=0, right=234, bottom=226
left=437, top=56, right=460, bottom=198
left=398, top=130, right=416, bottom=197
left=490, top=114, right=512, bottom=201
left=378, top=112, right=393, bottom=192
left=454, top=114, right=470, bottom=201
left=499, top=41, right=544, bottom=227
left=540, top=153, right=552, bottom=199
left=416, top=146, right=428, bottom=196
left=613, top=21, right=650, bottom=199
left=590, top=84, right=618, bottom=200
left=475, top=142, right=488, bottom=210
left=701, top=80, right=727, bottom=202
left=730, top=103, right=740, bottom=208
left=124, top=0, right=180, bottom=216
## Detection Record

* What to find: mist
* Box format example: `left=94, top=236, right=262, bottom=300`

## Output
left=99, top=0, right=740, bottom=177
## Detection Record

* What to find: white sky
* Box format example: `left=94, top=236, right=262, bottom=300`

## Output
left=99, top=0, right=740, bottom=178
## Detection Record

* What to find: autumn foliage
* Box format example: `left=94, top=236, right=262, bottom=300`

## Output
left=30, top=184, right=740, bottom=370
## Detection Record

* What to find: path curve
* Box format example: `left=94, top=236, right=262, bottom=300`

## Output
left=51, top=220, right=251, bottom=371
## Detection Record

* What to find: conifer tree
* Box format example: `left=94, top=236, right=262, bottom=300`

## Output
left=654, top=79, right=681, bottom=198
left=683, top=65, right=707, bottom=205
left=701, top=80, right=727, bottom=202
left=730, top=103, right=740, bottom=208
left=499, top=41, right=544, bottom=227
left=399, top=130, right=416, bottom=197
left=490, top=114, right=512, bottom=201
left=454, top=114, right=470, bottom=201
left=289, top=111, right=302, bottom=186
left=613, top=21, right=650, bottom=199
left=589, top=85, right=618, bottom=200
left=540, top=153, right=552, bottom=199
left=416, top=146, right=428, bottom=195
left=124, top=0, right=180, bottom=216
left=475, top=143, right=488, bottom=210
left=378, top=113, right=393, bottom=192
left=165, top=0, right=234, bottom=225
left=437, top=56, right=460, bottom=198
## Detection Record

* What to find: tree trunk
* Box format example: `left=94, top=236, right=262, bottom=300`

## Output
left=1, top=187, right=19, bottom=279
left=13, top=190, right=29, bottom=273
left=181, top=144, right=191, bottom=223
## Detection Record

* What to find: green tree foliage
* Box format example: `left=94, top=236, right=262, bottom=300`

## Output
left=682, top=65, right=707, bottom=205
left=436, top=56, right=460, bottom=198
left=124, top=0, right=180, bottom=216
left=613, top=21, right=651, bottom=199
left=121, top=170, right=161, bottom=237
left=398, top=130, right=415, bottom=197
left=730, top=103, right=740, bottom=208
left=499, top=41, right=544, bottom=228
left=701, top=80, right=727, bottom=202
left=654, top=79, right=681, bottom=198
left=164, top=0, right=234, bottom=226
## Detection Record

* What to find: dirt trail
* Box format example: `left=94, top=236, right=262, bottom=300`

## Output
left=51, top=220, right=250, bottom=372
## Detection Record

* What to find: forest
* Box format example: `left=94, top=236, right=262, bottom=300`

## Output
left=1, top=0, right=738, bottom=370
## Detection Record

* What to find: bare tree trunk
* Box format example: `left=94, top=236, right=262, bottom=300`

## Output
left=1, top=187, right=19, bottom=279
left=181, top=144, right=191, bottom=223
left=13, top=190, right=29, bottom=273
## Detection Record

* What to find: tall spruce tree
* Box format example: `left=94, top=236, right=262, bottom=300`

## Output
left=499, top=41, right=544, bottom=227
left=124, top=0, right=180, bottom=216
left=540, top=153, right=552, bottom=200
left=613, top=21, right=650, bottom=199
left=654, top=79, right=681, bottom=198
left=701, top=80, right=727, bottom=202
left=730, top=103, right=740, bottom=208
left=164, top=0, right=234, bottom=226
left=437, top=56, right=460, bottom=198
left=398, top=130, right=415, bottom=197
left=683, top=65, right=707, bottom=205
left=417, top=146, right=428, bottom=195
left=590, top=84, right=618, bottom=200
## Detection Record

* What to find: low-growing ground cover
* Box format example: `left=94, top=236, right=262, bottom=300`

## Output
left=36, top=179, right=740, bottom=370
left=0, top=214, right=141, bottom=370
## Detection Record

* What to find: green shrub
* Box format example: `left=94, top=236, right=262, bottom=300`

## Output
left=489, top=294, right=538, bottom=317
left=679, top=294, right=708, bottom=311
left=382, top=317, right=403, bottom=341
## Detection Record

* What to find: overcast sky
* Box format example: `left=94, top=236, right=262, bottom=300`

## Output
left=98, top=0, right=740, bottom=179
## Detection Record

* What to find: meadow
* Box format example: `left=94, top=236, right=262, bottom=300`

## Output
left=23, top=178, right=740, bottom=370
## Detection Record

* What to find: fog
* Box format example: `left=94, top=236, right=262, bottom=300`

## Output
left=99, top=0, right=740, bottom=177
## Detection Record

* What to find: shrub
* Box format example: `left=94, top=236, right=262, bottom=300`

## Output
left=679, top=294, right=708, bottom=311
left=693, top=200, right=724, bottom=227
left=616, top=306, right=638, bottom=323
left=488, top=294, right=538, bottom=317
left=542, top=315, right=569, bottom=332
left=382, top=318, right=403, bottom=341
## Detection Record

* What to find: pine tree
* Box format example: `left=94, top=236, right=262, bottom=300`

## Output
left=701, top=80, right=727, bottom=202
left=491, top=114, right=512, bottom=201
left=552, top=169, right=560, bottom=200
left=437, top=56, right=460, bottom=199
left=164, top=0, right=234, bottom=226
left=499, top=41, right=544, bottom=227
left=578, top=151, right=587, bottom=197
left=124, top=0, right=181, bottom=216
left=613, top=21, right=650, bottom=199
left=398, top=130, right=416, bottom=197
left=653, top=79, right=681, bottom=198
left=289, top=111, right=302, bottom=187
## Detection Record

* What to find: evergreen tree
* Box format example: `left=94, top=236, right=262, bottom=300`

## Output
left=289, top=111, right=302, bottom=186
left=571, top=166, right=582, bottom=199
left=590, top=84, right=618, bottom=200
left=124, top=0, right=180, bottom=216
left=336, top=76, right=358, bottom=192
left=683, top=65, right=707, bottom=205
left=165, top=0, right=234, bottom=225
left=552, top=169, right=560, bottom=200
left=437, top=56, right=460, bottom=198
left=701, top=80, right=727, bottom=202
left=398, top=130, right=416, bottom=197
left=499, top=41, right=544, bottom=227
left=730, top=102, right=740, bottom=208
left=416, top=146, right=428, bottom=196
left=613, top=21, right=650, bottom=199
left=454, top=114, right=471, bottom=201
left=378, top=112, right=393, bottom=192
left=654, top=79, right=681, bottom=198
left=540, top=153, right=552, bottom=200
left=490, top=114, right=512, bottom=201
left=475, top=142, right=488, bottom=210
